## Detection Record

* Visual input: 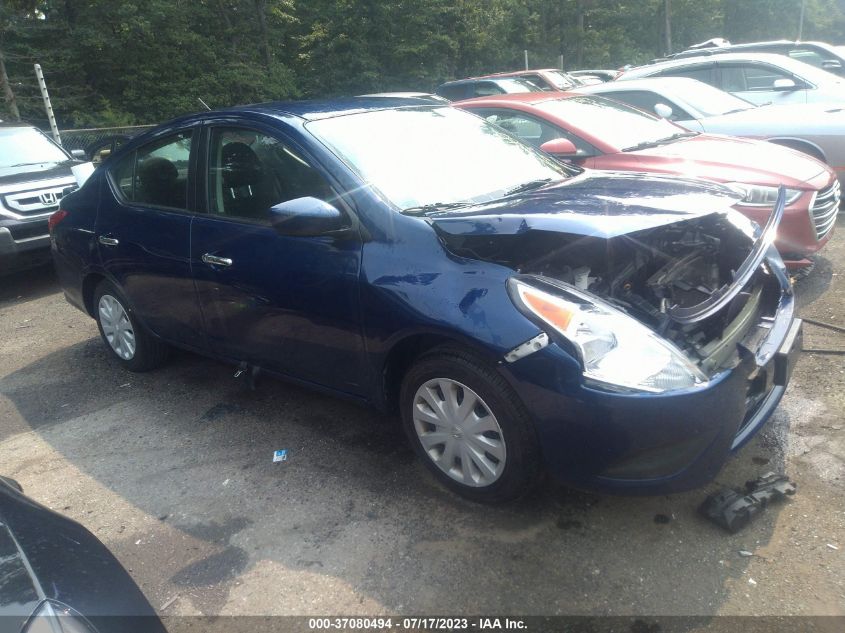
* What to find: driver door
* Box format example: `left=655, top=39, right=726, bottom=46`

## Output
left=190, top=123, right=367, bottom=395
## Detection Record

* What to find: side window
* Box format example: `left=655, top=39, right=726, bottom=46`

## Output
left=521, top=75, right=554, bottom=91
left=109, top=131, right=192, bottom=210
left=659, top=65, right=714, bottom=86
left=473, top=82, right=505, bottom=97
left=437, top=84, right=467, bottom=101
left=207, top=127, right=335, bottom=222
left=743, top=64, right=791, bottom=90
left=788, top=49, right=826, bottom=68
left=477, top=109, right=593, bottom=154
left=602, top=90, right=692, bottom=121
left=720, top=66, right=748, bottom=92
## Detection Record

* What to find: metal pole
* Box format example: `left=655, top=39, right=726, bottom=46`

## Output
left=524, top=49, right=529, bottom=70
left=34, top=64, right=61, bottom=145
left=559, top=54, right=564, bottom=70
left=798, top=0, right=806, bottom=40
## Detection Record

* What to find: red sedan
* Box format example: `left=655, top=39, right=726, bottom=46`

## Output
left=457, top=92, right=839, bottom=268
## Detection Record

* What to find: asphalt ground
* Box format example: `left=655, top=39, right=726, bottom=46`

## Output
left=1, top=217, right=843, bottom=623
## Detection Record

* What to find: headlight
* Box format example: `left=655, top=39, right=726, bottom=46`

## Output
left=511, top=280, right=708, bottom=393
left=22, top=601, right=98, bottom=633
left=726, top=183, right=802, bottom=207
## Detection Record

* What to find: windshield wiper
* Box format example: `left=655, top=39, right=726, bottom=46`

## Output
left=401, top=201, right=475, bottom=216
left=622, top=132, right=697, bottom=152
left=504, top=178, right=553, bottom=196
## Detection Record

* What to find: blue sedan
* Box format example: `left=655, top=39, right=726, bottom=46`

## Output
left=50, top=98, right=801, bottom=502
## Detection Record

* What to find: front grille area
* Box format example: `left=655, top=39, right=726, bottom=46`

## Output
left=811, top=180, right=840, bottom=240
left=1, top=185, right=71, bottom=217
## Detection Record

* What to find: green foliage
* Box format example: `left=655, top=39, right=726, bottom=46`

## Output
left=0, top=0, right=843, bottom=127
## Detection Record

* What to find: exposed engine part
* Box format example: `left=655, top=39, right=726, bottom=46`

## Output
left=436, top=212, right=779, bottom=375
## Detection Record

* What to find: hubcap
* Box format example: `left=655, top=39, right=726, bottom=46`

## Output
left=412, top=378, right=506, bottom=487
left=98, top=294, right=136, bottom=360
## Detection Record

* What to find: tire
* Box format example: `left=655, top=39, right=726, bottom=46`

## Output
left=93, top=280, right=169, bottom=372
left=399, top=345, right=542, bottom=503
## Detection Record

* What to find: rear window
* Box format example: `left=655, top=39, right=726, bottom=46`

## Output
left=109, top=131, right=193, bottom=210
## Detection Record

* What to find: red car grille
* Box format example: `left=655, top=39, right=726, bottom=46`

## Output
left=811, top=180, right=840, bottom=240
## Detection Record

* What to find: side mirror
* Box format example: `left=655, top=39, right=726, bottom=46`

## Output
left=773, top=78, right=798, bottom=91
left=70, top=148, right=87, bottom=160
left=539, top=137, right=578, bottom=158
left=269, top=196, right=347, bottom=237
left=653, top=103, right=674, bottom=119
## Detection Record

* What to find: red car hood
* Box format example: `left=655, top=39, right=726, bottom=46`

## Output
left=597, top=134, right=828, bottom=189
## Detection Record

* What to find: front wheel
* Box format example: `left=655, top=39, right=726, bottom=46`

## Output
left=400, top=346, right=542, bottom=503
left=94, top=280, right=169, bottom=372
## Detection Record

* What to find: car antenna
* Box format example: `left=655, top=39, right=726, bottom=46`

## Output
left=198, top=97, right=212, bottom=111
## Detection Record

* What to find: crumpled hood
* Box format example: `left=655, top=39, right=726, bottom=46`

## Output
left=428, top=171, right=743, bottom=239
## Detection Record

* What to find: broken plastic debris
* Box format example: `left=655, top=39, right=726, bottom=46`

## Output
left=748, top=578, right=757, bottom=586
left=273, top=449, right=288, bottom=463
left=738, top=550, right=754, bottom=557
left=827, top=544, right=839, bottom=550
left=699, top=472, right=796, bottom=533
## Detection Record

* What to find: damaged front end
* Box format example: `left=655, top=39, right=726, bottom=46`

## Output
left=433, top=185, right=794, bottom=397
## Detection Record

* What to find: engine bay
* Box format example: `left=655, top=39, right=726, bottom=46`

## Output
left=437, top=213, right=781, bottom=374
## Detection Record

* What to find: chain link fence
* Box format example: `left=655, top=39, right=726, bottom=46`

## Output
left=58, top=124, right=156, bottom=162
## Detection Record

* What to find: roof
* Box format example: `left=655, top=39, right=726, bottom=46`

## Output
left=622, top=51, right=816, bottom=77
left=226, top=96, right=442, bottom=121
left=455, top=91, right=577, bottom=106
left=576, top=76, right=703, bottom=93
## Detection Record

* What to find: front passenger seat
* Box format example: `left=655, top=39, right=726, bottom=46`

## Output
left=220, top=142, right=270, bottom=219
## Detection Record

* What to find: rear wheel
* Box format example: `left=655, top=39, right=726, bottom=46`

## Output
left=93, top=280, right=169, bottom=372
left=400, top=346, right=541, bottom=503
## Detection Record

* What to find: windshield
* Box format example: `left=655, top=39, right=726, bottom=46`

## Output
left=665, top=81, right=755, bottom=116
left=0, top=127, right=69, bottom=170
left=309, top=107, right=569, bottom=211
left=496, top=78, right=543, bottom=93
left=543, top=70, right=579, bottom=89
left=535, top=95, right=688, bottom=151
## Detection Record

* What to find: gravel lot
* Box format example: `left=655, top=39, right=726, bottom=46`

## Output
left=1, top=219, right=843, bottom=620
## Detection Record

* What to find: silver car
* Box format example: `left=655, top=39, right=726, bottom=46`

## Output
left=575, top=76, right=845, bottom=186
left=617, top=52, right=845, bottom=107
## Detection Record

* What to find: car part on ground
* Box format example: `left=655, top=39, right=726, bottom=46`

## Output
left=699, top=472, right=797, bottom=533
left=51, top=98, right=801, bottom=501
left=456, top=91, right=838, bottom=268
left=0, top=477, right=166, bottom=633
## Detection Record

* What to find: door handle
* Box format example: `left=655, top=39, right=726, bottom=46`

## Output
left=98, top=235, right=119, bottom=246
left=202, top=253, right=233, bottom=267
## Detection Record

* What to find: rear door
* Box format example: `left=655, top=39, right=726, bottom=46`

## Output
left=189, top=122, right=367, bottom=395
left=97, top=128, right=207, bottom=351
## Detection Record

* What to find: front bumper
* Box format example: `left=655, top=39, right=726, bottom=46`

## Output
left=504, top=252, right=800, bottom=495
left=0, top=223, right=52, bottom=272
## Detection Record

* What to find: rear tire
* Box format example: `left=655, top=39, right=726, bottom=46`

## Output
left=400, top=345, right=542, bottom=503
left=93, top=280, right=169, bottom=372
